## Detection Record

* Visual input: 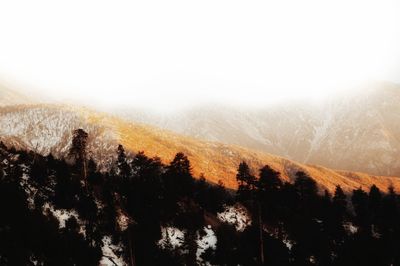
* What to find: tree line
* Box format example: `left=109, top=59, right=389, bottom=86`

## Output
left=0, top=129, right=399, bottom=265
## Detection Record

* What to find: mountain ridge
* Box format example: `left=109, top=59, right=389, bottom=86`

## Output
left=1, top=103, right=399, bottom=193
left=116, top=82, right=400, bottom=177
left=0, top=83, right=33, bottom=106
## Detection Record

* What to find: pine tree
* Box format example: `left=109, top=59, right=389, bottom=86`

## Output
left=257, top=165, right=282, bottom=192
left=256, top=165, right=283, bottom=265
left=117, top=144, right=131, bottom=179
left=329, top=185, right=347, bottom=251
left=236, top=161, right=256, bottom=201
left=168, top=152, right=191, bottom=177
left=69, top=129, right=89, bottom=187
left=333, top=185, right=347, bottom=220
left=164, top=152, right=194, bottom=198
left=352, top=187, right=370, bottom=231
left=294, top=171, right=318, bottom=200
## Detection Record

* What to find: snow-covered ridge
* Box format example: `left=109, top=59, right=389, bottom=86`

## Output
left=0, top=105, right=118, bottom=169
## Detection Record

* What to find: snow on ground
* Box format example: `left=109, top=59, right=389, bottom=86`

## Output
left=158, top=226, right=217, bottom=265
left=99, top=236, right=126, bottom=266
left=197, top=226, right=217, bottom=263
left=344, top=222, right=358, bottom=234
left=217, top=204, right=251, bottom=231
left=42, top=202, right=84, bottom=233
left=0, top=106, right=118, bottom=171
left=20, top=173, right=38, bottom=209
left=158, top=226, right=185, bottom=249
left=283, top=239, right=294, bottom=250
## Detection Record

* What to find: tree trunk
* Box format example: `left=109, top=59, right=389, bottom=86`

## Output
left=128, top=227, right=136, bottom=266
left=258, top=202, right=265, bottom=265
left=186, top=230, right=198, bottom=266
left=81, top=150, right=89, bottom=193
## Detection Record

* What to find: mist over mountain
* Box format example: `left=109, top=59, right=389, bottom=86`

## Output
left=0, top=84, right=32, bottom=106
left=1, top=0, right=400, bottom=263
left=2, top=83, right=400, bottom=265
left=115, top=82, right=400, bottom=177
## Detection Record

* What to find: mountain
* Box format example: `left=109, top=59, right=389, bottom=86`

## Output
left=116, top=82, right=400, bottom=177
left=0, top=84, right=33, bottom=106
left=1, top=103, right=399, bottom=193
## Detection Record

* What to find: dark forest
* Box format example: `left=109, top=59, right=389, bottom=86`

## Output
left=0, top=129, right=400, bottom=266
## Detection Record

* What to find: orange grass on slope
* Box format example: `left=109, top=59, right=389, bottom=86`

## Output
left=88, top=112, right=400, bottom=194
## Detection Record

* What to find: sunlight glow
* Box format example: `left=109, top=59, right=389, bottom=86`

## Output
left=0, top=0, right=399, bottom=109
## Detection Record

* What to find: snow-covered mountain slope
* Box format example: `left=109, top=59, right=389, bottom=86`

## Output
left=0, top=105, right=118, bottom=168
left=1, top=104, right=400, bottom=193
left=117, top=82, right=400, bottom=177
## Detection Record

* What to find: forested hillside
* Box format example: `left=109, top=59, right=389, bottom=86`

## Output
left=1, top=129, right=400, bottom=265
left=2, top=104, right=399, bottom=193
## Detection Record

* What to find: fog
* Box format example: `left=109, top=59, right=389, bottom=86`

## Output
left=1, top=0, right=399, bottom=111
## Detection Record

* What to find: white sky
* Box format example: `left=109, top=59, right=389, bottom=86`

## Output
left=0, top=0, right=399, bottom=110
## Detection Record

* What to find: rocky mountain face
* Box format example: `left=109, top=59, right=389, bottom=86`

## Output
left=1, top=102, right=400, bottom=193
left=117, top=82, right=400, bottom=177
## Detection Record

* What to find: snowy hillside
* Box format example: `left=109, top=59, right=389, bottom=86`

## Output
left=0, top=105, right=118, bottom=169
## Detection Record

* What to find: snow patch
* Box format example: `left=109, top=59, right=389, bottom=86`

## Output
left=197, top=226, right=217, bottom=263
left=158, top=226, right=185, bottom=249
left=43, top=203, right=84, bottom=233
left=217, top=205, right=251, bottom=231
left=99, top=236, right=126, bottom=266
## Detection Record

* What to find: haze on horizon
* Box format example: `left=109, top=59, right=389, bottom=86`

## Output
left=0, top=0, right=400, bottom=111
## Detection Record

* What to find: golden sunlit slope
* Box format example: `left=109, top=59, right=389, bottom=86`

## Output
left=1, top=104, right=400, bottom=194
left=88, top=108, right=400, bottom=194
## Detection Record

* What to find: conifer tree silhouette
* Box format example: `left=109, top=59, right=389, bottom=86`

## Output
left=69, top=129, right=89, bottom=188
left=236, top=161, right=256, bottom=201
left=3, top=129, right=400, bottom=265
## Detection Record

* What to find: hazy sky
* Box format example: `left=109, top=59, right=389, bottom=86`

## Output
left=0, top=0, right=399, bottom=110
